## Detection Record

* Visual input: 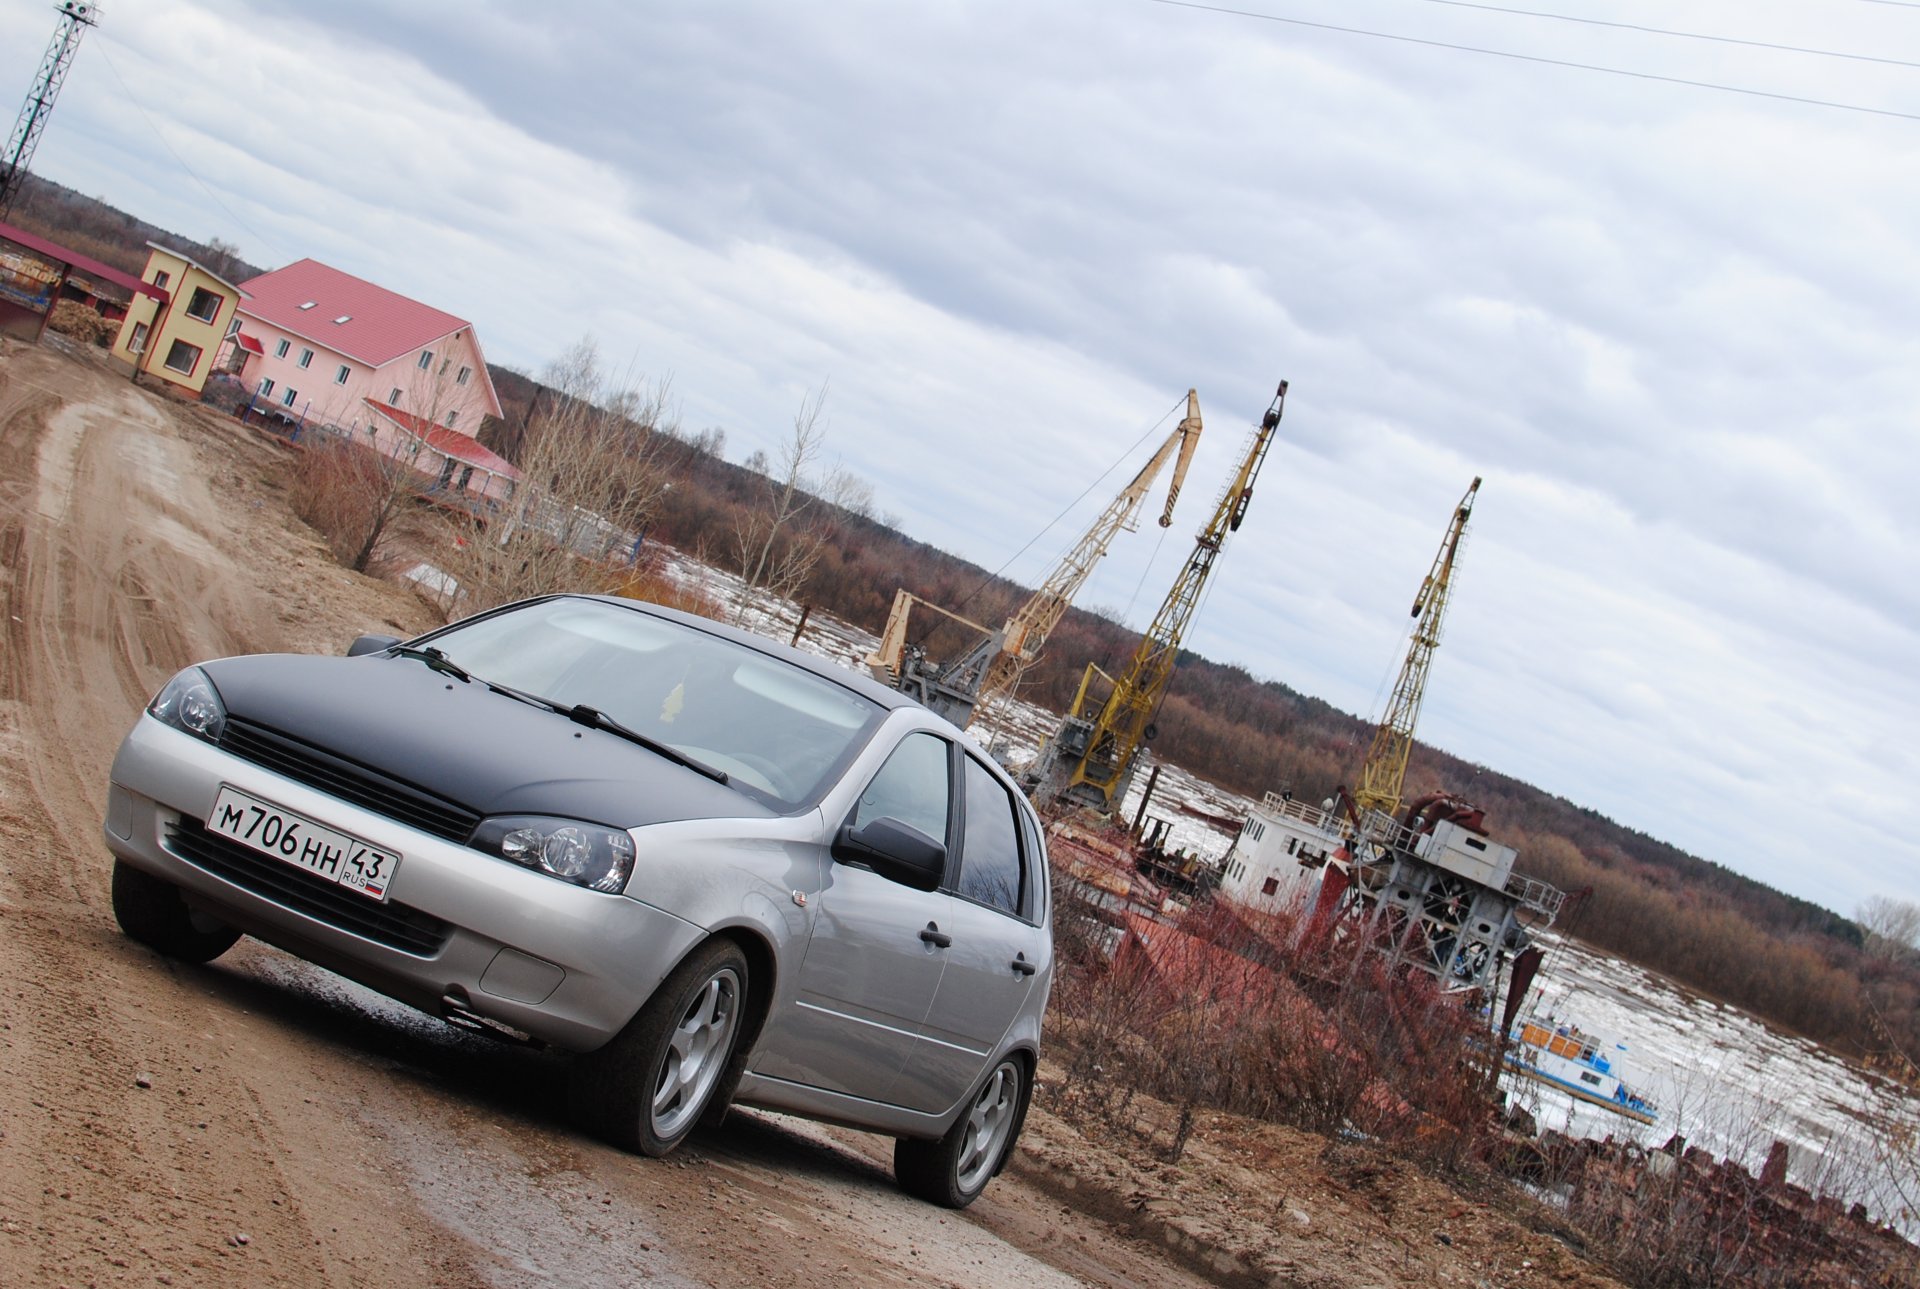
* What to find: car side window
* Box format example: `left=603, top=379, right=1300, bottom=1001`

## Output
left=958, top=756, right=1024, bottom=916
left=850, top=732, right=951, bottom=846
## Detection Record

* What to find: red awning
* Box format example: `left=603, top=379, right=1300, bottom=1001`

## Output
left=234, top=333, right=265, bottom=355
left=0, top=218, right=164, bottom=302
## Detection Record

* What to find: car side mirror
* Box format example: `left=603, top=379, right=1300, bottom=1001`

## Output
left=347, top=633, right=402, bottom=658
left=832, top=817, right=945, bottom=892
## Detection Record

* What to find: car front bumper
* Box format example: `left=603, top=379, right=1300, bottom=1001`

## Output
left=104, top=716, right=706, bottom=1051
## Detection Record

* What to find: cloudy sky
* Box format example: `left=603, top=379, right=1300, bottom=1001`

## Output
left=4, top=0, right=1914, bottom=918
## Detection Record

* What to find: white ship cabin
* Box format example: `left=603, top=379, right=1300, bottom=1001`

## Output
left=1218, top=791, right=1345, bottom=913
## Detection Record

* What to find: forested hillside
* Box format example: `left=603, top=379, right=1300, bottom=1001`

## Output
left=6, top=174, right=260, bottom=287
left=15, top=178, right=1917, bottom=1067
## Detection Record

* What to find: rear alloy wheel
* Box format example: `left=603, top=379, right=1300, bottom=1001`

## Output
left=110, top=859, right=242, bottom=963
left=894, top=1056, right=1026, bottom=1208
left=572, top=938, right=747, bottom=1157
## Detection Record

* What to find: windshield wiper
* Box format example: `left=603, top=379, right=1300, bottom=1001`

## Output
left=564, top=703, right=729, bottom=784
left=391, top=644, right=471, bottom=683
left=478, top=680, right=729, bottom=785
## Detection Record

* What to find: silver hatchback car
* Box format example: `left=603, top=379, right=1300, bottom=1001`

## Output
left=103, top=594, right=1052, bottom=1207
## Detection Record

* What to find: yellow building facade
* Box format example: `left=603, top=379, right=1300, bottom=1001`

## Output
left=110, top=243, right=248, bottom=394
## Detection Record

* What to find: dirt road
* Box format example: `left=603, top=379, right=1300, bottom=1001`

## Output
left=0, top=340, right=1226, bottom=1289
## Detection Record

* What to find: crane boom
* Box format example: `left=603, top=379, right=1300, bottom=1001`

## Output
left=1033, top=381, right=1289, bottom=812
left=973, top=391, right=1203, bottom=715
left=866, top=393, right=1203, bottom=727
left=1349, top=476, right=1481, bottom=822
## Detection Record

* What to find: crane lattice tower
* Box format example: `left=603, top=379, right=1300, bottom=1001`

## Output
left=0, top=2, right=102, bottom=215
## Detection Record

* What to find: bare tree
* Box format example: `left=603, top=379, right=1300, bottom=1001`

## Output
left=438, top=336, right=672, bottom=613
left=289, top=346, right=477, bottom=575
left=730, top=384, right=871, bottom=620
left=198, top=236, right=248, bottom=284
left=1858, top=895, right=1920, bottom=959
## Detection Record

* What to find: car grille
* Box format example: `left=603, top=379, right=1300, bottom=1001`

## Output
left=165, top=817, right=451, bottom=956
left=218, top=718, right=481, bottom=843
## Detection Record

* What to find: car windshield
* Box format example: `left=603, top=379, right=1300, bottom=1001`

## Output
left=421, top=597, right=885, bottom=810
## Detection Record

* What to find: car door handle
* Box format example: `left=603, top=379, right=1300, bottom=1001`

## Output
left=919, top=923, right=952, bottom=949
left=1010, top=954, right=1037, bottom=977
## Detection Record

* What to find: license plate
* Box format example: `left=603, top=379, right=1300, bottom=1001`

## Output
left=208, top=786, right=400, bottom=901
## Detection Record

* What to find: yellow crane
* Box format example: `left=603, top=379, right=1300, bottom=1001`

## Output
left=1348, top=476, right=1481, bottom=824
left=1031, top=381, right=1288, bottom=812
left=865, top=392, right=1203, bottom=728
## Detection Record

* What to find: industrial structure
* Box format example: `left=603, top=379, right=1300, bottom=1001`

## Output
left=0, top=2, right=100, bottom=216
left=865, top=391, right=1203, bottom=729
left=1350, top=476, right=1480, bottom=822
left=1028, top=381, right=1288, bottom=813
left=1215, top=475, right=1564, bottom=1000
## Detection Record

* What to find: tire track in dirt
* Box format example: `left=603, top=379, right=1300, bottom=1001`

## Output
left=0, top=344, right=470, bottom=1288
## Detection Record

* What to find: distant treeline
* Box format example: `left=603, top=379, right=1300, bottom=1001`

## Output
left=20, top=176, right=1918, bottom=1067
left=6, top=174, right=261, bottom=288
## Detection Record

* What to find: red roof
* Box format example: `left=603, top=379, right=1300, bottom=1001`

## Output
left=238, top=259, right=501, bottom=416
left=233, top=333, right=265, bottom=355
left=0, top=218, right=161, bottom=301
left=364, top=400, right=520, bottom=480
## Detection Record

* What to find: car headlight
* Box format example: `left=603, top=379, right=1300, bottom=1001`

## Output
left=148, top=667, right=227, bottom=743
left=468, top=816, right=636, bottom=894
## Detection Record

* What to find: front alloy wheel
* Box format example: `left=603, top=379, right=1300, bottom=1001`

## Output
left=894, top=1056, right=1026, bottom=1208
left=571, top=938, right=747, bottom=1157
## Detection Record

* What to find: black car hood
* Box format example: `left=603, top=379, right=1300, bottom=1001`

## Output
left=200, top=653, right=775, bottom=827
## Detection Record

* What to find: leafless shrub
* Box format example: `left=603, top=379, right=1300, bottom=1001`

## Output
left=1043, top=863, right=1498, bottom=1168
left=288, top=436, right=422, bottom=574
left=606, top=559, right=723, bottom=621
left=439, top=336, right=672, bottom=615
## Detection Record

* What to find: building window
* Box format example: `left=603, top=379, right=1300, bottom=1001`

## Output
left=456, top=365, right=472, bottom=386
left=417, top=350, right=433, bottom=370
left=128, top=321, right=150, bottom=353
left=282, top=387, right=299, bottom=407
left=152, top=269, right=170, bottom=289
left=225, top=317, right=241, bottom=336
left=444, top=410, right=457, bottom=428
left=162, top=339, right=202, bottom=376
left=1261, top=876, right=1280, bottom=896
left=184, top=286, right=222, bottom=323
left=298, top=301, right=317, bottom=311
left=333, top=315, right=351, bottom=325
left=335, top=364, right=350, bottom=385
left=275, top=339, right=290, bottom=358
left=298, top=348, right=313, bottom=368
left=388, top=387, right=402, bottom=404
left=259, top=378, right=275, bottom=398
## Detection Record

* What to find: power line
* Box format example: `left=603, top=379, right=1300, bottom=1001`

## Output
left=1145, top=0, right=1920, bottom=123
left=92, top=38, right=286, bottom=262
left=951, top=393, right=1188, bottom=615
left=1392, top=0, right=1920, bottom=71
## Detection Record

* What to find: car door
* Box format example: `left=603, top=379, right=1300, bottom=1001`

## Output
left=888, top=751, right=1042, bottom=1114
left=750, top=730, right=956, bottom=1104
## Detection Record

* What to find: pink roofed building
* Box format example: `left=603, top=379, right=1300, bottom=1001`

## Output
left=225, top=258, right=502, bottom=440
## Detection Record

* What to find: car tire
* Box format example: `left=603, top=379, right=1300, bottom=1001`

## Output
left=894, top=1056, right=1026, bottom=1208
left=571, top=938, right=748, bottom=1158
left=110, top=859, right=242, bottom=963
